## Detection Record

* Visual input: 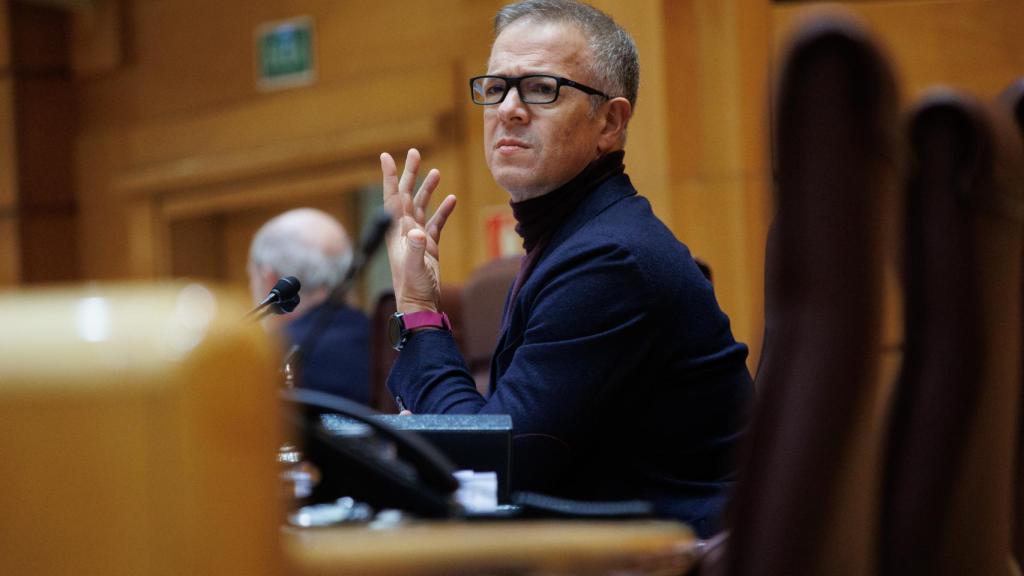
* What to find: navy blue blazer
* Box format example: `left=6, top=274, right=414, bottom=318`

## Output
left=287, top=302, right=371, bottom=404
left=389, top=173, right=752, bottom=536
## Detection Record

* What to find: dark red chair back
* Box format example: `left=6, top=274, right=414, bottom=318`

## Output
left=460, top=256, right=519, bottom=395
left=999, top=76, right=1024, bottom=571
left=723, top=15, right=900, bottom=576
left=880, top=90, right=1024, bottom=576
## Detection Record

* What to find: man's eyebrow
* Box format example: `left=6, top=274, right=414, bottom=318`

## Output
left=486, top=69, right=552, bottom=77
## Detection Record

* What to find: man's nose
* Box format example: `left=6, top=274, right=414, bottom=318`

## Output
left=497, top=86, right=529, bottom=123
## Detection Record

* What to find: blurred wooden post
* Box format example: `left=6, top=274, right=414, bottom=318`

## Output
left=8, top=2, right=79, bottom=284
left=0, top=0, right=20, bottom=286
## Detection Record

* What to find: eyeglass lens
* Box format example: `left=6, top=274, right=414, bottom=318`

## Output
left=473, top=76, right=559, bottom=104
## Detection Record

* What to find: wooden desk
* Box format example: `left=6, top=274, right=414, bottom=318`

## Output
left=283, top=520, right=698, bottom=576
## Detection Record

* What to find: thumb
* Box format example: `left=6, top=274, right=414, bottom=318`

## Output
left=404, top=228, right=428, bottom=272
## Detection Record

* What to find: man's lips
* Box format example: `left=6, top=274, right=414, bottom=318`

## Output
left=495, top=138, right=530, bottom=151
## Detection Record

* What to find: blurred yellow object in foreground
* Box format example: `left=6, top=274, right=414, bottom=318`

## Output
left=0, top=283, right=284, bottom=576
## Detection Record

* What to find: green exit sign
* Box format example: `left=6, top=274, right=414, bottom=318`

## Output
left=256, top=16, right=316, bottom=90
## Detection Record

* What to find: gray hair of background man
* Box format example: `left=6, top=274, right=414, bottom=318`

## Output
left=248, top=208, right=353, bottom=294
left=494, top=0, right=640, bottom=113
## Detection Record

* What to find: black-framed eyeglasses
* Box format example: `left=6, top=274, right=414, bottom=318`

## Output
left=469, top=74, right=611, bottom=105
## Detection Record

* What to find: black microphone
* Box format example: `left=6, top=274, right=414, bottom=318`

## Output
left=247, top=276, right=302, bottom=319
left=277, top=294, right=300, bottom=314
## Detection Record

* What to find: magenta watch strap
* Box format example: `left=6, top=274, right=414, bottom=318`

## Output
left=402, top=310, right=451, bottom=331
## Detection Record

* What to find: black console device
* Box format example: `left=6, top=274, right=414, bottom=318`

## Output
left=322, top=413, right=513, bottom=502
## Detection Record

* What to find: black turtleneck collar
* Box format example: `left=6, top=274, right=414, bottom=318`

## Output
left=510, top=150, right=625, bottom=253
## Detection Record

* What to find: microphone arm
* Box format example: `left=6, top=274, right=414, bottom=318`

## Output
left=286, top=208, right=392, bottom=379
left=329, top=207, right=393, bottom=306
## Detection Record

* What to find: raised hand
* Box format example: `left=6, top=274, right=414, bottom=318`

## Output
left=380, top=148, right=457, bottom=313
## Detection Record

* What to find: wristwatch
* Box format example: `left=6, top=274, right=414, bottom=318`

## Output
left=388, top=310, right=451, bottom=351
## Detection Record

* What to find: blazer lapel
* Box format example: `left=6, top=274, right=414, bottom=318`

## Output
left=489, top=174, right=637, bottom=386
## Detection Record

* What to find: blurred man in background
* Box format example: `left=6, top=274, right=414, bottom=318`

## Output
left=248, top=208, right=370, bottom=404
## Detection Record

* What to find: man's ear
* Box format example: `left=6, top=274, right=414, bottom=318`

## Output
left=597, top=97, right=633, bottom=153
left=248, top=263, right=278, bottom=302
left=261, top=266, right=282, bottom=295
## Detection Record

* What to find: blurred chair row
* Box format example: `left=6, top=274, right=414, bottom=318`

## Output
left=699, top=12, right=1024, bottom=576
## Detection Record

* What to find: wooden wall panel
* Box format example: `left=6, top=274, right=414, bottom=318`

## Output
left=19, top=210, right=77, bottom=283
left=593, top=0, right=673, bottom=221
left=0, top=0, right=8, bottom=72
left=11, top=2, right=79, bottom=285
left=169, top=216, right=224, bottom=281
left=76, top=0, right=505, bottom=288
left=15, top=76, right=76, bottom=208
left=120, top=67, right=455, bottom=170
left=78, top=0, right=497, bottom=129
left=71, top=0, right=125, bottom=78
left=663, top=0, right=772, bottom=362
left=311, top=1, right=491, bottom=93
left=773, top=0, right=1024, bottom=102
left=125, top=198, right=163, bottom=278
left=77, top=0, right=271, bottom=128
left=76, top=130, right=127, bottom=281
left=0, top=213, right=18, bottom=285
left=2, top=2, right=19, bottom=286
left=0, top=45, right=18, bottom=294
left=0, top=77, right=15, bottom=212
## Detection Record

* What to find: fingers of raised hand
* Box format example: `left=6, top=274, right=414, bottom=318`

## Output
left=398, top=149, right=421, bottom=215
left=425, top=194, right=457, bottom=246
left=380, top=152, right=399, bottom=204
left=412, top=169, right=441, bottom=222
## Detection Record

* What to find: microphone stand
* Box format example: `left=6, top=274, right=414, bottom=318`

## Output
left=282, top=208, right=392, bottom=387
left=277, top=210, right=392, bottom=513
left=247, top=295, right=301, bottom=321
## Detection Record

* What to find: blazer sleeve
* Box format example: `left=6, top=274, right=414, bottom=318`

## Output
left=387, top=239, right=654, bottom=491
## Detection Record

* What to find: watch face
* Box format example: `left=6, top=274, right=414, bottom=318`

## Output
left=387, top=313, right=404, bottom=350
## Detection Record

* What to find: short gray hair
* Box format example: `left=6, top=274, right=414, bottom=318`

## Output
left=248, top=208, right=353, bottom=293
left=494, top=0, right=639, bottom=110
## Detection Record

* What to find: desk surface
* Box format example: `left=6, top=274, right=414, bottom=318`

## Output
left=283, top=520, right=698, bottom=576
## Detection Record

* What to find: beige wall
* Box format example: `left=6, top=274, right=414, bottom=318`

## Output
left=57, top=0, right=1024, bottom=366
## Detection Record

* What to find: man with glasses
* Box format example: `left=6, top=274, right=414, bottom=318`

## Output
left=379, top=0, right=751, bottom=537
